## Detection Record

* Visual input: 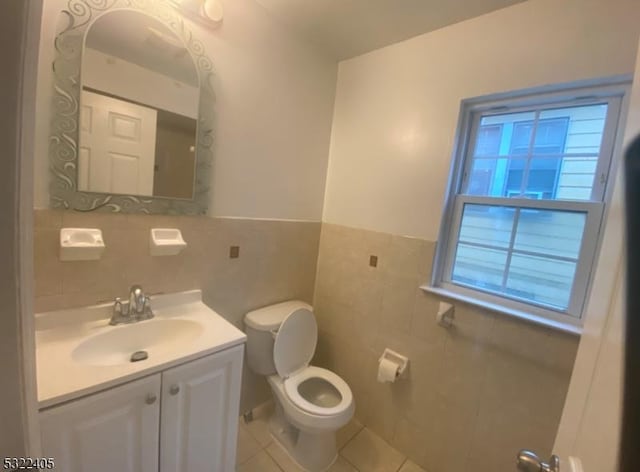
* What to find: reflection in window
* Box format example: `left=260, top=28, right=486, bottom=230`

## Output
left=465, top=104, right=608, bottom=201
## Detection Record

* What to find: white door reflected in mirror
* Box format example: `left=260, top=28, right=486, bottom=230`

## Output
left=79, top=9, right=199, bottom=199
left=79, top=90, right=157, bottom=196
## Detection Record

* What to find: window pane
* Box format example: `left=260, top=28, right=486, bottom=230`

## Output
left=474, top=125, right=502, bottom=156
left=510, top=121, right=533, bottom=155
left=555, top=155, right=599, bottom=201
left=467, top=158, right=525, bottom=197
left=458, top=204, right=515, bottom=248
left=529, top=118, right=569, bottom=154
left=451, top=204, right=587, bottom=312
left=514, top=209, right=586, bottom=259
left=510, top=118, right=570, bottom=155
left=452, top=244, right=508, bottom=292
left=475, top=111, right=536, bottom=158
left=540, top=104, right=607, bottom=154
left=521, top=156, right=562, bottom=199
left=466, top=103, right=609, bottom=201
left=452, top=205, right=514, bottom=292
left=506, top=254, right=576, bottom=309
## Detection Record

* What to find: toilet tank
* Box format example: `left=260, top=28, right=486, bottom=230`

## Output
left=244, top=300, right=313, bottom=375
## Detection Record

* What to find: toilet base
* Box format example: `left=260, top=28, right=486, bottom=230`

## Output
left=268, top=400, right=338, bottom=472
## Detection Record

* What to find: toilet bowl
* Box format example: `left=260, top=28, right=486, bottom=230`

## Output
left=244, top=301, right=355, bottom=471
left=269, top=366, right=354, bottom=432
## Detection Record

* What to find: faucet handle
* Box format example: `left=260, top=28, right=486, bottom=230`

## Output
left=109, top=297, right=125, bottom=325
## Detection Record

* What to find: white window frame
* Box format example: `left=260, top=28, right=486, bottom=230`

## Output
left=428, top=81, right=629, bottom=332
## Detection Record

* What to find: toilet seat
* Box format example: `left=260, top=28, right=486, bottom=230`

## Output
left=283, top=366, right=353, bottom=417
left=271, top=307, right=353, bottom=419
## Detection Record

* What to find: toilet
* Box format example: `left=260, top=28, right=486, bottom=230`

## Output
left=244, top=301, right=355, bottom=472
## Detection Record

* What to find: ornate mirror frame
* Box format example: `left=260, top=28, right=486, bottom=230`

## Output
left=50, top=0, right=214, bottom=214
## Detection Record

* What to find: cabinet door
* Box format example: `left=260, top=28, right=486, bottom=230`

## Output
left=40, top=374, right=161, bottom=472
left=160, top=345, right=244, bottom=472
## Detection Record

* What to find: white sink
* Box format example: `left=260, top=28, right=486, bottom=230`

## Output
left=36, top=290, right=247, bottom=408
left=72, top=318, right=205, bottom=366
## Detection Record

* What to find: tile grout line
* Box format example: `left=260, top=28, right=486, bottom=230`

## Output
left=264, top=447, right=286, bottom=472
left=396, top=458, right=409, bottom=472
left=337, top=422, right=364, bottom=471
left=237, top=416, right=273, bottom=469
left=338, top=452, right=360, bottom=472
left=338, top=422, right=365, bottom=452
left=241, top=418, right=422, bottom=472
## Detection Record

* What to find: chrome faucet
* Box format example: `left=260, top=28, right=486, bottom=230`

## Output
left=109, top=285, right=154, bottom=325
left=128, top=285, right=146, bottom=315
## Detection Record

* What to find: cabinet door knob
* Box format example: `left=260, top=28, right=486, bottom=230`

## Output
left=145, top=393, right=157, bottom=405
left=169, top=384, right=180, bottom=395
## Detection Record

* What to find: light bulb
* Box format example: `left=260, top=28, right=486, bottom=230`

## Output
left=202, top=0, right=223, bottom=24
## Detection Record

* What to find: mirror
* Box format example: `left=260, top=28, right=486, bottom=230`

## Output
left=80, top=10, right=198, bottom=199
left=50, top=1, right=214, bottom=214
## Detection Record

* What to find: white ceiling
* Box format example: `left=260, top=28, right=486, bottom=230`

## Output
left=255, top=0, right=528, bottom=60
left=86, top=10, right=199, bottom=86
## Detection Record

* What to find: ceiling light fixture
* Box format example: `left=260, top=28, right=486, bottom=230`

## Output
left=168, top=0, right=224, bottom=29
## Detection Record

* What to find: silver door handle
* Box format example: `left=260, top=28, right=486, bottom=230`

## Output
left=517, top=450, right=560, bottom=472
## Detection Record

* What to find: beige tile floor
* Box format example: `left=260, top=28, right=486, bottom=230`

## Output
left=236, top=403, right=426, bottom=472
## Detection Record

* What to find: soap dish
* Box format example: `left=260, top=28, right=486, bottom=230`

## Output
left=60, top=228, right=105, bottom=261
left=150, top=228, right=187, bottom=256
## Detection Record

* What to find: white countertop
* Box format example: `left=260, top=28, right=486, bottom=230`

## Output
left=36, top=290, right=246, bottom=409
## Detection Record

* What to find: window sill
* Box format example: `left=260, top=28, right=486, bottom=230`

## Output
left=420, top=285, right=582, bottom=336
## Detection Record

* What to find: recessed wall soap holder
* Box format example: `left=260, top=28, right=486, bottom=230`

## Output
left=437, top=301, right=455, bottom=328
left=150, top=228, right=187, bottom=256
left=59, top=228, right=105, bottom=261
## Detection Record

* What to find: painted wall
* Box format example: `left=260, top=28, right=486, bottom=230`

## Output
left=553, top=38, right=640, bottom=472
left=323, top=0, right=640, bottom=239
left=33, top=0, right=337, bottom=221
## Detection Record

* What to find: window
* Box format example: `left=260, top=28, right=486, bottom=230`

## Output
left=432, top=84, right=625, bottom=328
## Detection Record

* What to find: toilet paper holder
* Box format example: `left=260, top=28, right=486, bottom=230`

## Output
left=379, top=348, right=409, bottom=378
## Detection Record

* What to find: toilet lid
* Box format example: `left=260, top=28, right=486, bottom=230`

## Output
left=273, top=308, right=317, bottom=378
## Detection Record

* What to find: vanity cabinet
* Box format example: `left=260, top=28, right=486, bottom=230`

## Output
left=160, top=346, right=243, bottom=472
left=39, top=374, right=161, bottom=472
left=40, top=345, right=244, bottom=472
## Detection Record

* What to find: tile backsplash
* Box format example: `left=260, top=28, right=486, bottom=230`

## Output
left=312, top=223, right=579, bottom=472
left=34, top=209, right=321, bottom=410
left=34, top=211, right=580, bottom=470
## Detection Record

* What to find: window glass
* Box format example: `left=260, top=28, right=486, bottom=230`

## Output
left=464, top=103, right=609, bottom=201
left=437, top=88, right=621, bottom=323
left=474, top=124, right=503, bottom=156
left=540, top=104, right=608, bottom=154
left=511, top=118, right=569, bottom=155
left=451, top=204, right=587, bottom=311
